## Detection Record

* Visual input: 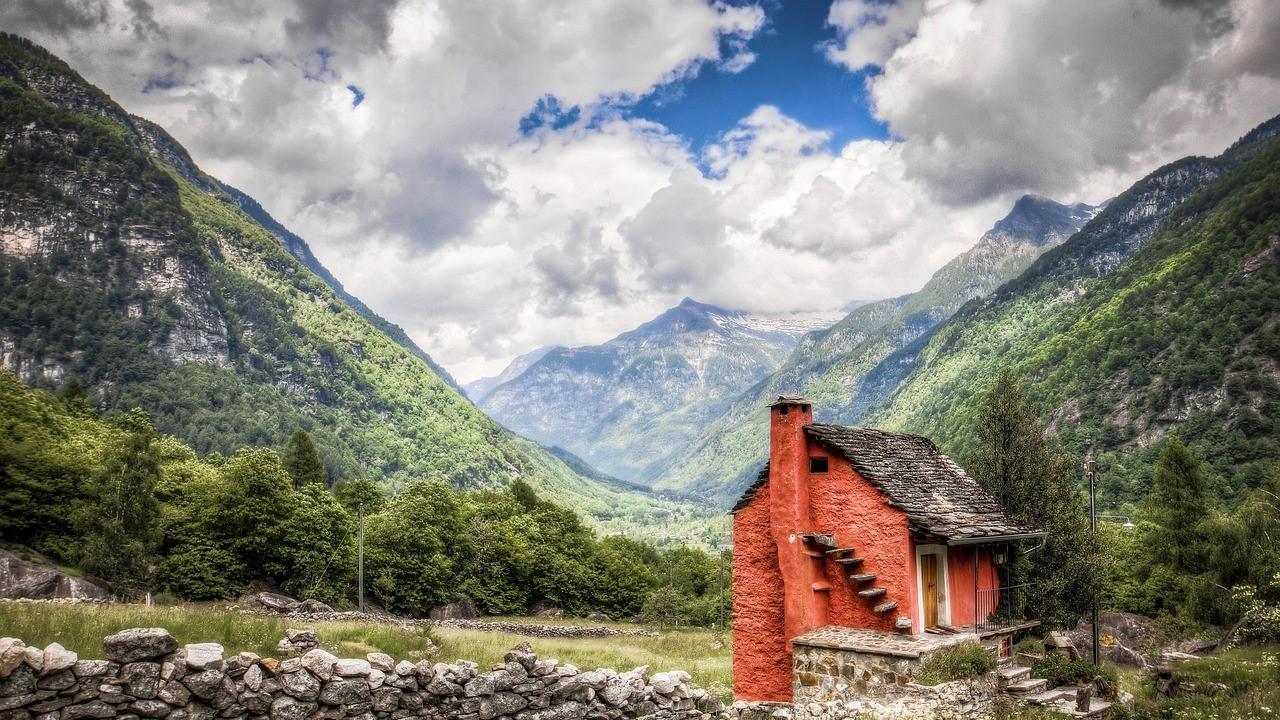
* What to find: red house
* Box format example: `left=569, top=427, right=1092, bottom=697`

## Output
left=730, top=397, right=1043, bottom=702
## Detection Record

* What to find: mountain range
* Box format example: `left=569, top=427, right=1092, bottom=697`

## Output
left=475, top=298, right=840, bottom=482
left=0, top=32, right=716, bottom=540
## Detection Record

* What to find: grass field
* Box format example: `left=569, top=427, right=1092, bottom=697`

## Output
left=0, top=603, right=732, bottom=698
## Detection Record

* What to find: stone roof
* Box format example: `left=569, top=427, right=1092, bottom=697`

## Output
left=730, top=424, right=1040, bottom=541
left=729, top=464, right=770, bottom=514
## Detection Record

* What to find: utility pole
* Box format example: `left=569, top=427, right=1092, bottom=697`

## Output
left=1085, top=457, right=1100, bottom=666
left=358, top=502, right=365, bottom=613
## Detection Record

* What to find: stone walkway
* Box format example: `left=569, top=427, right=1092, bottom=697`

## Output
left=791, top=626, right=977, bottom=658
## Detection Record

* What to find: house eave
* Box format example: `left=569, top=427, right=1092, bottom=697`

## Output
left=944, top=531, right=1047, bottom=546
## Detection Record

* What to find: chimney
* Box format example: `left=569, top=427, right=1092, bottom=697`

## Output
left=766, top=395, right=824, bottom=641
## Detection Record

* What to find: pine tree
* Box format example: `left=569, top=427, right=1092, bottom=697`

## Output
left=73, top=408, right=162, bottom=592
left=1148, top=438, right=1211, bottom=574
left=969, top=369, right=1099, bottom=627
left=283, top=429, right=326, bottom=488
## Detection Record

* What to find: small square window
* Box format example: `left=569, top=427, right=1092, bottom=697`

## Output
left=779, top=405, right=790, bottom=416
left=809, top=457, right=828, bottom=473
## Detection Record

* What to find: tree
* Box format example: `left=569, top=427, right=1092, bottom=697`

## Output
left=1147, top=438, right=1211, bottom=574
left=274, top=484, right=356, bottom=604
left=334, top=477, right=386, bottom=515
left=968, top=369, right=1099, bottom=627
left=72, top=409, right=162, bottom=592
left=283, top=429, right=326, bottom=488
left=211, top=448, right=293, bottom=570
left=365, top=479, right=468, bottom=613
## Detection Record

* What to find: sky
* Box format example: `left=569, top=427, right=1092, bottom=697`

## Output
left=3, top=0, right=1279, bottom=382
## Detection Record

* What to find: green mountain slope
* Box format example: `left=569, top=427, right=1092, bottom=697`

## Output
left=651, top=196, right=1096, bottom=503
left=871, top=118, right=1280, bottom=502
left=0, top=32, right=705, bottom=535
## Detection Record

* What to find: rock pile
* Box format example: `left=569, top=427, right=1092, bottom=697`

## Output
left=428, top=621, right=657, bottom=640
left=277, top=631, right=318, bottom=655
left=0, top=632, right=724, bottom=720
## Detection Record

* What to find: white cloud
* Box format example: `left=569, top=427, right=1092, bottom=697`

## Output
left=828, top=0, right=1280, bottom=205
left=4, top=0, right=1278, bottom=382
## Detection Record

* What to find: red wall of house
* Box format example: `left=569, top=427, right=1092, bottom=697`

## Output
left=946, top=545, right=1000, bottom=627
left=731, top=403, right=916, bottom=701
left=731, top=481, right=791, bottom=702
left=807, top=446, right=914, bottom=634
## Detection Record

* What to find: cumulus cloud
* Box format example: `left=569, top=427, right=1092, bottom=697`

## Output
left=3, top=0, right=1277, bottom=380
left=828, top=0, right=1280, bottom=205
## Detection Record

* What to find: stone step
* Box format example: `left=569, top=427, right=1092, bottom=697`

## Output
left=873, top=600, right=897, bottom=614
left=996, top=665, right=1031, bottom=685
left=858, top=587, right=887, bottom=599
left=799, top=533, right=836, bottom=548
left=825, top=547, right=856, bottom=555
left=803, top=551, right=827, bottom=559
left=1024, top=687, right=1076, bottom=706
left=849, top=573, right=877, bottom=583
left=1005, top=678, right=1048, bottom=694
left=835, top=556, right=865, bottom=566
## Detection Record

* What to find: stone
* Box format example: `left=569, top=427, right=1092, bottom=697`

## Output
left=649, top=673, right=678, bottom=696
left=333, top=660, right=370, bottom=678
left=365, top=654, right=393, bottom=674
left=366, top=669, right=385, bottom=690
left=241, top=665, right=263, bottom=693
left=267, top=696, right=315, bottom=720
left=224, top=654, right=257, bottom=678
left=251, top=594, right=299, bottom=614
left=38, top=646, right=76, bottom=678
left=104, top=630, right=178, bottom=664
left=294, top=600, right=332, bottom=615
left=478, top=692, right=527, bottom=720
left=0, top=644, right=27, bottom=679
left=70, top=662, right=111, bottom=680
left=209, top=678, right=238, bottom=711
left=295, top=648, right=335, bottom=681
left=425, top=676, right=461, bottom=696
left=28, top=697, right=71, bottom=714
left=371, top=688, right=400, bottom=712
left=185, top=645, right=225, bottom=671
left=186, top=702, right=218, bottom=720
left=130, top=699, right=170, bottom=718
left=0, top=551, right=110, bottom=602
left=393, top=662, right=415, bottom=678
left=585, top=612, right=610, bottom=622
left=318, top=679, right=370, bottom=707
left=428, top=598, right=477, bottom=621
left=61, top=701, right=116, bottom=720
left=183, top=670, right=228, bottom=701
left=464, top=673, right=497, bottom=697
left=504, top=645, right=537, bottom=673
left=277, top=671, right=319, bottom=702
left=120, top=663, right=161, bottom=700
left=19, top=648, right=41, bottom=674
left=239, top=692, right=272, bottom=715
left=159, top=680, right=191, bottom=705
left=282, top=631, right=315, bottom=648
left=34, top=670, right=74, bottom=691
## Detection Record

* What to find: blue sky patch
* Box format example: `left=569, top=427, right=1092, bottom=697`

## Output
left=347, top=84, right=365, bottom=108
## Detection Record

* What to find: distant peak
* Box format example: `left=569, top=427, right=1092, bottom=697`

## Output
left=989, top=194, right=1097, bottom=243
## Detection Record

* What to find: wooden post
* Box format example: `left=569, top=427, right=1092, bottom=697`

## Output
left=358, top=502, right=365, bottom=613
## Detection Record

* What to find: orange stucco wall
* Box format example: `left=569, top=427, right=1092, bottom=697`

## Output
left=731, top=481, right=791, bottom=701
left=731, top=403, right=916, bottom=701
left=946, top=545, right=1000, bottom=627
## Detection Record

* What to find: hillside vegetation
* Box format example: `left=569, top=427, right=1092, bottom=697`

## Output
left=872, top=118, right=1280, bottom=506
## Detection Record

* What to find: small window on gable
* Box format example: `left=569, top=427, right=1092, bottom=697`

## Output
left=779, top=405, right=790, bottom=416
left=809, top=456, right=828, bottom=473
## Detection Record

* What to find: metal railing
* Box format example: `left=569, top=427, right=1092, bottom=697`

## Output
left=976, top=582, right=1036, bottom=627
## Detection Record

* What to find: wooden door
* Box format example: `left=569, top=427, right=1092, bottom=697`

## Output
left=922, top=553, right=939, bottom=628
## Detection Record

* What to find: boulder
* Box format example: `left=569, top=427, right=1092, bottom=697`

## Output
left=251, top=593, right=299, bottom=614
left=299, top=650, right=337, bottom=681
left=318, top=678, right=371, bottom=706
left=295, top=600, right=333, bottom=614
left=333, top=659, right=370, bottom=677
left=268, top=695, right=316, bottom=720
left=428, top=598, right=477, bottom=621
left=279, top=670, right=320, bottom=701
left=181, top=669, right=227, bottom=701
left=478, top=692, right=527, bottom=720
left=365, top=653, right=393, bottom=674
left=585, top=611, right=611, bottom=622
left=104, top=629, right=178, bottom=664
left=533, top=608, right=564, bottom=619
left=119, top=662, right=162, bottom=699
left=0, top=641, right=27, bottom=678
left=0, top=550, right=110, bottom=601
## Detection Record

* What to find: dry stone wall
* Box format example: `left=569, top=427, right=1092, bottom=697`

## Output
left=0, top=631, right=724, bottom=720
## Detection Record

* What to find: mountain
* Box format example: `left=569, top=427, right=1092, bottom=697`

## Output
left=651, top=195, right=1098, bottom=502
left=477, top=297, right=841, bottom=482
left=465, top=345, right=558, bottom=401
left=0, top=32, right=710, bottom=537
left=869, top=116, right=1280, bottom=503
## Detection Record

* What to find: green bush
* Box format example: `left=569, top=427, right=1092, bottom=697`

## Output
left=1030, top=653, right=1118, bottom=689
left=915, top=642, right=997, bottom=685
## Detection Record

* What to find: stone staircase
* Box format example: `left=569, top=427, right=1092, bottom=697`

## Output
left=800, top=533, right=906, bottom=629
left=997, top=662, right=1114, bottom=718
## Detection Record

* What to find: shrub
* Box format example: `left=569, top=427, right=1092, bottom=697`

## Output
left=916, top=642, right=997, bottom=685
left=1031, top=653, right=1118, bottom=690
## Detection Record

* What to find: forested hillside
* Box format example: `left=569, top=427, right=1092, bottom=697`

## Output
left=0, top=370, right=727, bottom=619
left=872, top=117, right=1280, bottom=505
left=652, top=196, right=1096, bottom=502
left=0, top=32, right=708, bottom=535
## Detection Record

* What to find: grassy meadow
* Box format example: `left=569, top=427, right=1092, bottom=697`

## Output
left=0, top=603, right=732, bottom=698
